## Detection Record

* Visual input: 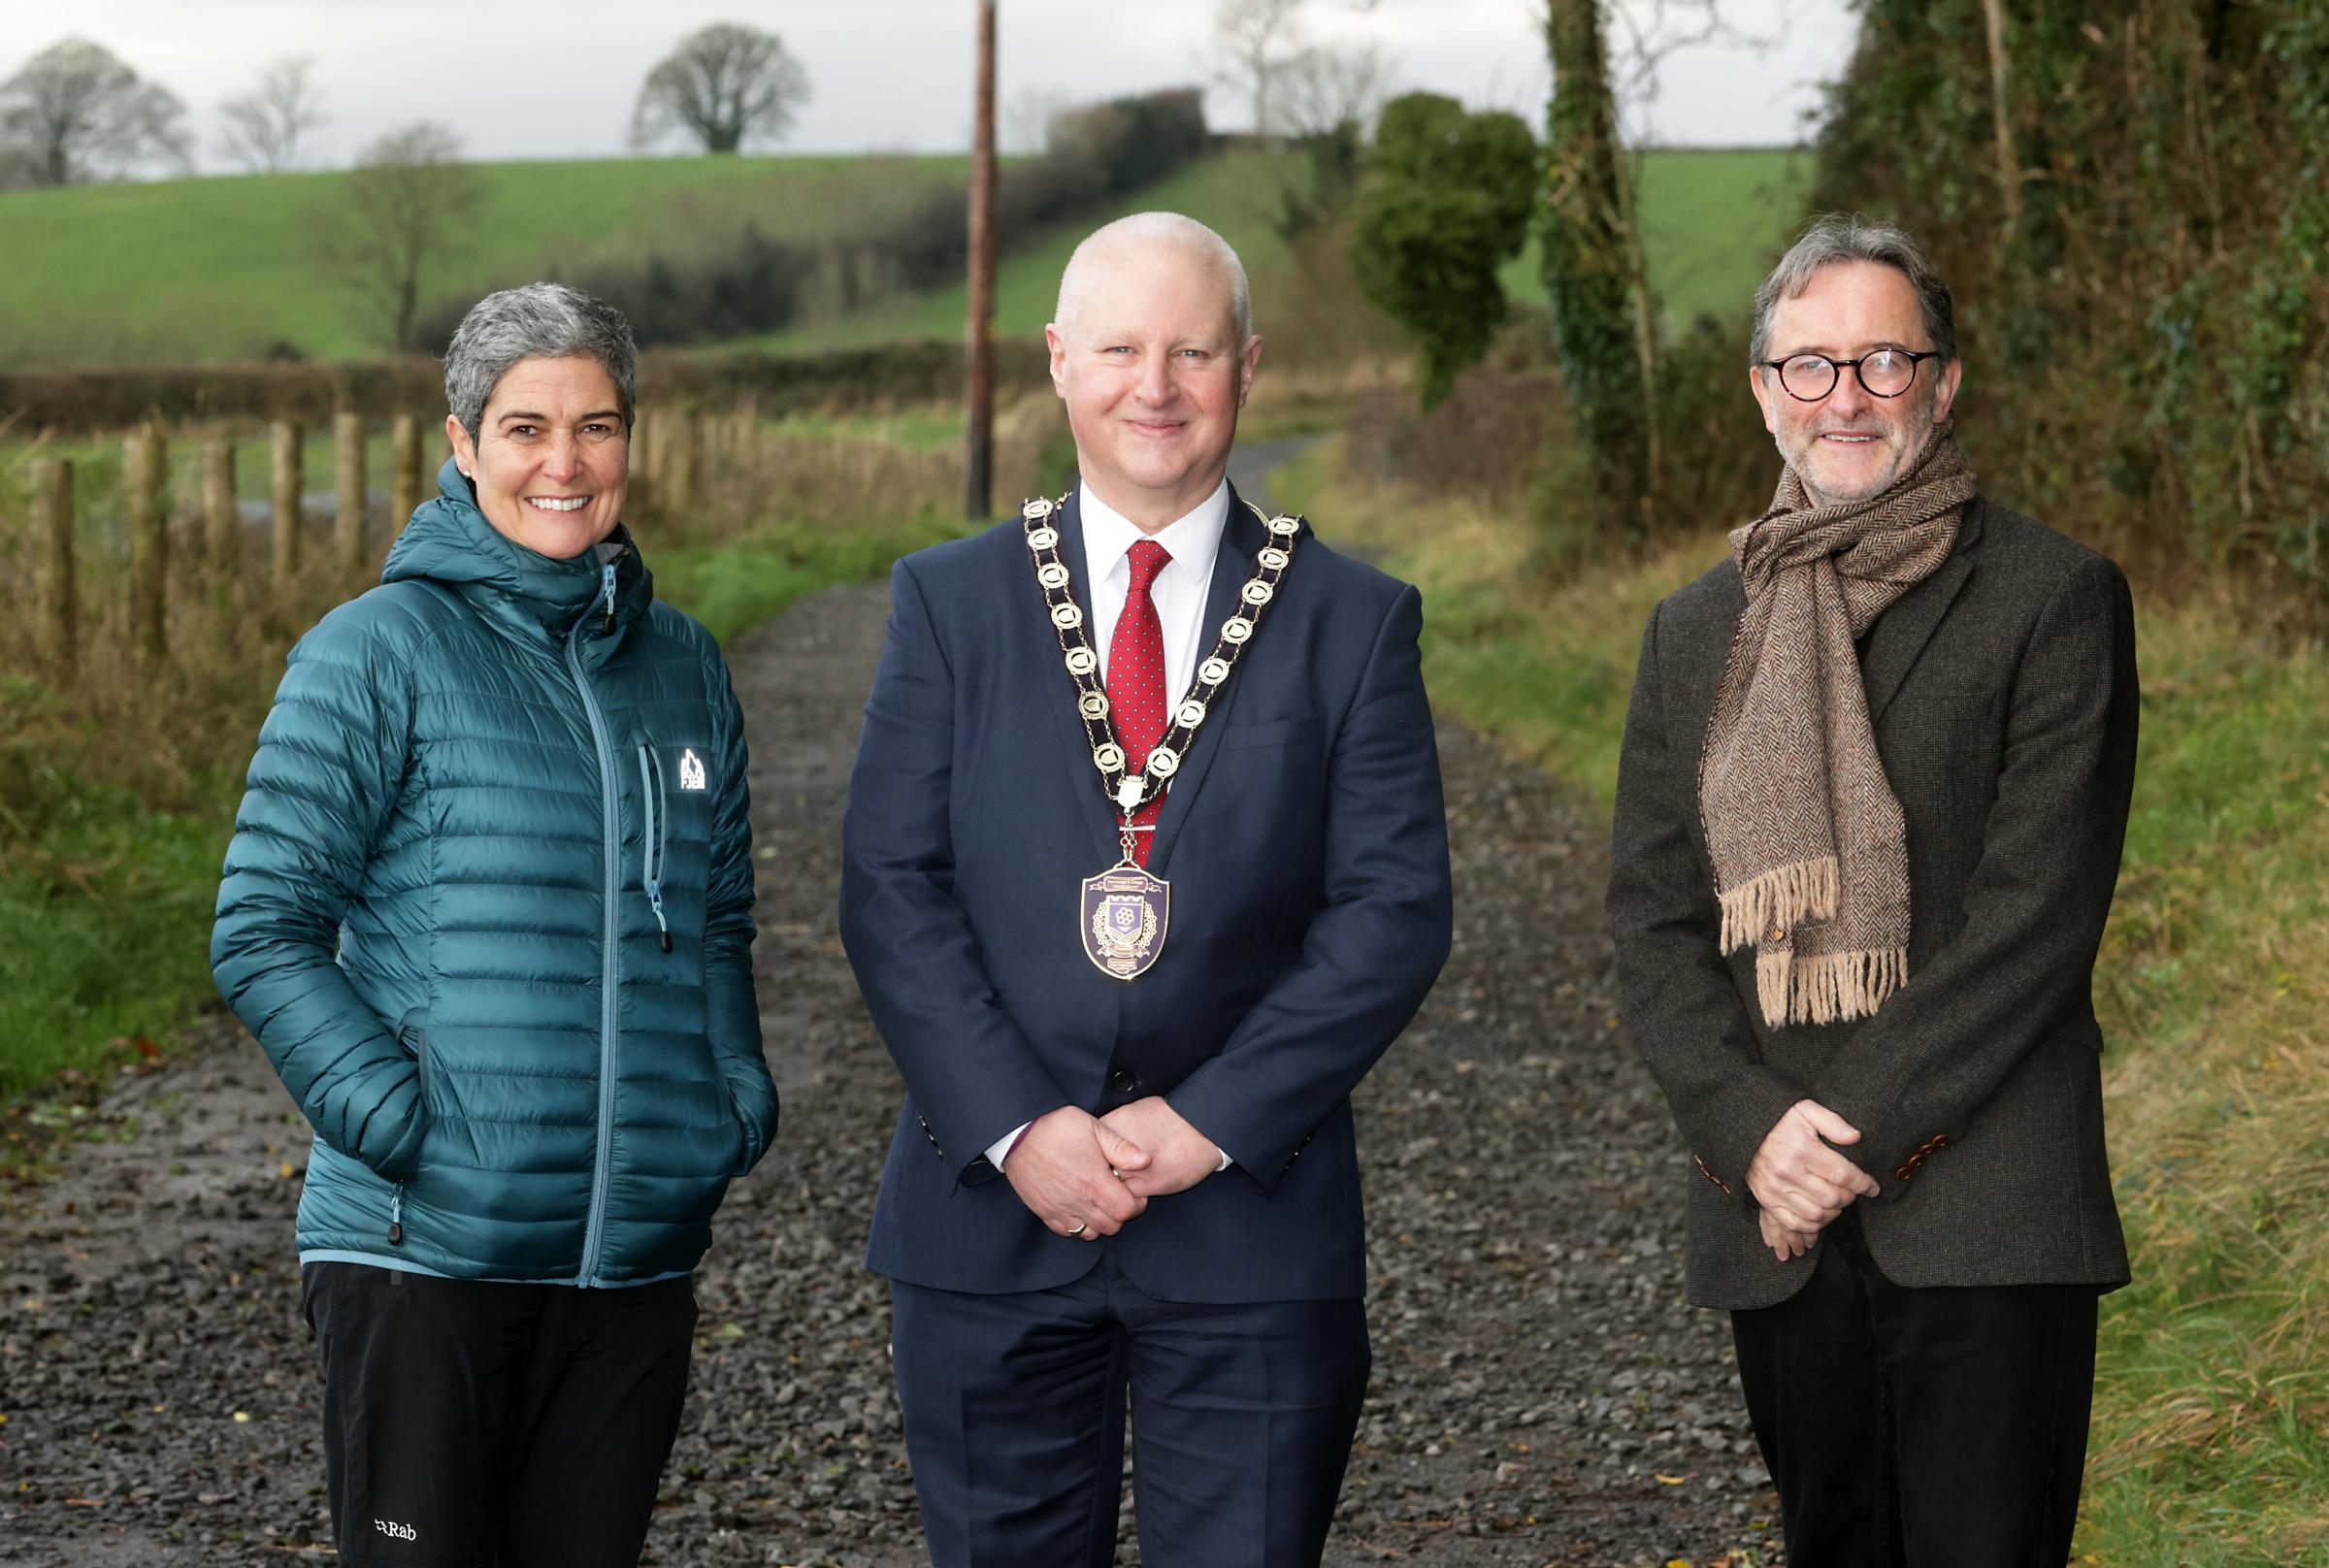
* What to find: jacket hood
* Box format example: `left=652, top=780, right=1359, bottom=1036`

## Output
left=383, top=456, right=654, bottom=637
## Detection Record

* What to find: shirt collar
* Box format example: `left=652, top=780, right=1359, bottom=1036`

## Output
left=1078, top=478, right=1230, bottom=586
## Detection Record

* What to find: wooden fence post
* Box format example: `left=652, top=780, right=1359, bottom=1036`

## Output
left=34, top=459, right=76, bottom=678
left=203, top=441, right=239, bottom=572
left=628, top=412, right=653, bottom=509
left=666, top=412, right=698, bottom=514
left=335, top=410, right=368, bottom=579
left=272, top=420, right=303, bottom=589
left=126, top=423, right=170, bottom=664
left=389, top=414, right=422, bottom=536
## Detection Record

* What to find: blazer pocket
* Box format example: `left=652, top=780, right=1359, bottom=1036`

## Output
left=1220, top=717, right=1320, bottom=751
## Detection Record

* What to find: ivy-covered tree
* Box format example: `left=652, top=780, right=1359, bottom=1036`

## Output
left=1348, top=92, right=1536, bottom=408
left=1540, top=0, right=1649, bottom=537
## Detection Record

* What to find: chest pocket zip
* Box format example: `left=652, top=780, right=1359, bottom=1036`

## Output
left=637, top=744, right=672, bottom=954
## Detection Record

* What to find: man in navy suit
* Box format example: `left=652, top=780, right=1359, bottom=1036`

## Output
left=840, top=212, right=1454, bottom=1567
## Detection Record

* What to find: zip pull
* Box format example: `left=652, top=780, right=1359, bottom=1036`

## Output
left=600, top=561, right=618, bottom=637
left=387, top=1187, right=405, bottom=1246
left=647, top=876, right=672, bottom=954
left=637, top=744, right=672, bottom=953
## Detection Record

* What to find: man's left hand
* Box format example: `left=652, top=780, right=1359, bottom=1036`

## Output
left=1100, top=1098, right=1222, bottom=1199
left=1757, top=1206, right=1821, bottom=1263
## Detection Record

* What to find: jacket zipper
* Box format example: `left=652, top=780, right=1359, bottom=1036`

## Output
left=636, top=745, right=672, bottom=953
left=567, top=608, right=622, bottom=1286
left=389, top=1020, right=424, bottom=1245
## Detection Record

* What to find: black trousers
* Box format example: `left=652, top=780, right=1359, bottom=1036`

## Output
left=891, top=1250, right=1371, bottom=1568
left=1728, top=1211, right=2100, bottom=1568
left=300, top=1262, right=698, bottom=1568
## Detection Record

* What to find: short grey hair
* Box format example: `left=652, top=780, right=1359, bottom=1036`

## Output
left=1749, top=214, right=1956, bottom=367
left=443, top=282, right=638, bottom=440
left=1055, top=212, right=1253, bottom=343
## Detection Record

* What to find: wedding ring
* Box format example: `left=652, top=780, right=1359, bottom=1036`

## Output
left=1066, top=1223, right=1087, bottom=1236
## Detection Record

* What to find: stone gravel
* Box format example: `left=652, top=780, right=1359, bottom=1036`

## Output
left=0, top=571, right=1782, bottom=1567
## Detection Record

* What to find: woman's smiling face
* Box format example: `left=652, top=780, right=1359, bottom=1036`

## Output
left=444, top=355, right=630, bottom=558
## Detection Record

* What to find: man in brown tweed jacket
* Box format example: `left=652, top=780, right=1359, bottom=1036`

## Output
left=1606, top=215, right=2139, bottom=1566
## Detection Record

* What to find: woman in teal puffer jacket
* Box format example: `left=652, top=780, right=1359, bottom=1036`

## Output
left=213, top=282, right=776, bottom=1567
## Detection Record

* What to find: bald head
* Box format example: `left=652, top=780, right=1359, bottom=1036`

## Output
left=1054, top=212, right=1253, bottom=344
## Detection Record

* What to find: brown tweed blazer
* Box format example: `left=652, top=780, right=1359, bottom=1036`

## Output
left=1606, top=496, right=2138, bottom=1310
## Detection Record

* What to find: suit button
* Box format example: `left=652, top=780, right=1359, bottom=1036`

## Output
left=1932, top=1132, right=1951, bottom=1148
left=1894, top=1164, right=1915, bottom=1181
left=1108, top=1068, right=1138, bottom=1094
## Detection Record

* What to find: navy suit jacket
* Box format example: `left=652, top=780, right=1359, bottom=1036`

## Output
left=840, top=484, right=1453, bottom=1304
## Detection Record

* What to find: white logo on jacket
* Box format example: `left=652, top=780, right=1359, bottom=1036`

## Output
left=679, top=748, right=706, bottom=791
left=375, top=1519, right=417, bottom=1541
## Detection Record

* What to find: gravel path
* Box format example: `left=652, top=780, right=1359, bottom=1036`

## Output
left=1, top=568, right=1780, bottom=1567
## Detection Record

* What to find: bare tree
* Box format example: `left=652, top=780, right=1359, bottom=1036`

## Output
left=217, top=55, right=327, bottom=174
left=630, top=23, right=811, bottom=154
left=1277, top=38, right=1394, bottom=138
left=1213, top=0, right=1387, bottom=138
left=1213, top=0, right=1308, bottom=136
left=1003, top=84, right=1072, bottom=156
left=319, top=123, right=484, bottom=351
left=0, top=37, right=190, bottom=185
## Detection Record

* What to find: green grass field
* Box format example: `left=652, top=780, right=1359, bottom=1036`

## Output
left=3, top=147, right=1807, bottom=372
left=1502, top=147, right=1818, bottom=332
left=0, top=153, right=970, bottom=367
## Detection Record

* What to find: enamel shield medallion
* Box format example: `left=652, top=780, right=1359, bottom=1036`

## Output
left=1081, top=864, right=1169, bottom=980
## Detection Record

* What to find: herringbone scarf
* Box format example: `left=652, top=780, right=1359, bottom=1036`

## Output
left=1699, top=423, right=1978, bottom=1027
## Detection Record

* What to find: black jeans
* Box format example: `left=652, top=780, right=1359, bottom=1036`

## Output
left=1728, top=1211, right=2100, bottom=1568
left=301, top=1262, right=698, bottom=1568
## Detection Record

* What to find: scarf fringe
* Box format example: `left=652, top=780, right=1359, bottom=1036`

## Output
left=1717, top=857, right=1839, bottom=954
left=1755, top=945, right=1909, bottom=1028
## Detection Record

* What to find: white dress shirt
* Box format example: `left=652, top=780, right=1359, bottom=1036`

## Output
left=983, top=479, right=1237, bottom=1178
left=1080, top=478, right=1231, bottom=700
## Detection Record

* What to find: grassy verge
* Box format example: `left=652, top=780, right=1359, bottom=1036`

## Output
left=651, top=500, right=967, bottom=645
left=1277, top=436, right=2329, bottom=1563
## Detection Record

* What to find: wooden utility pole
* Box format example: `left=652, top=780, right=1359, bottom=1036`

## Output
left=964, top=0, right=998, bottom=522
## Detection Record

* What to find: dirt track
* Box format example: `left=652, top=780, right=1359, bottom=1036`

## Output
left=1, top=557, right=1781, bottom=1567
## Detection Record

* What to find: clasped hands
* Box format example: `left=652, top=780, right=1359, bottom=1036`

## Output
left=1002, top=1097, right=1223, bottom=1241
left=1746, top=1098, right=1882, bottom=1263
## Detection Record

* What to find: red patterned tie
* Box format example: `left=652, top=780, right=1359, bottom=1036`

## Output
left=1107, top=539, right=1172, bottom=866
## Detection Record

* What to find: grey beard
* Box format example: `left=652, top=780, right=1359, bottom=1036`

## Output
left=1778, top=388, right=1942, bottom=509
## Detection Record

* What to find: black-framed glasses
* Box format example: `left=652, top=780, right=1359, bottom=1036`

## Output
left=1756, top=347, right=1944, bottom=402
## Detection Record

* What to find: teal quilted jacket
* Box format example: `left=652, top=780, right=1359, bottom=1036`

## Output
left=213, top=459, right=776, bottom=1285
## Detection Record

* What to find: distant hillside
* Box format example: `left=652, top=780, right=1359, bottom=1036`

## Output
left=767, top=147, right=1814, bottom=353
left=3, top=147, right=1811, bottom=371
left=0, top=154, right=970, bottom=367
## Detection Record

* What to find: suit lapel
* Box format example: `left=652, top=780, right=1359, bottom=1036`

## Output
left=1035, top=488, right=1127, bottom=866
left=1148, top=486, right=1267, bottom=874
left=1861, top=500, right=1985, bottom=724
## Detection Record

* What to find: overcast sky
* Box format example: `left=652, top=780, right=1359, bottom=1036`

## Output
left=8, top=0, right=1857, bottom=169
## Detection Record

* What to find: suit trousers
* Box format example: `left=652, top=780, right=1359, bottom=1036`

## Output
left=1727, top=1211, right=2099, bottom=1567
left=300, top=1262, right=698, bottom=1568
left=890, top=1250, right=1371, bottom=1568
